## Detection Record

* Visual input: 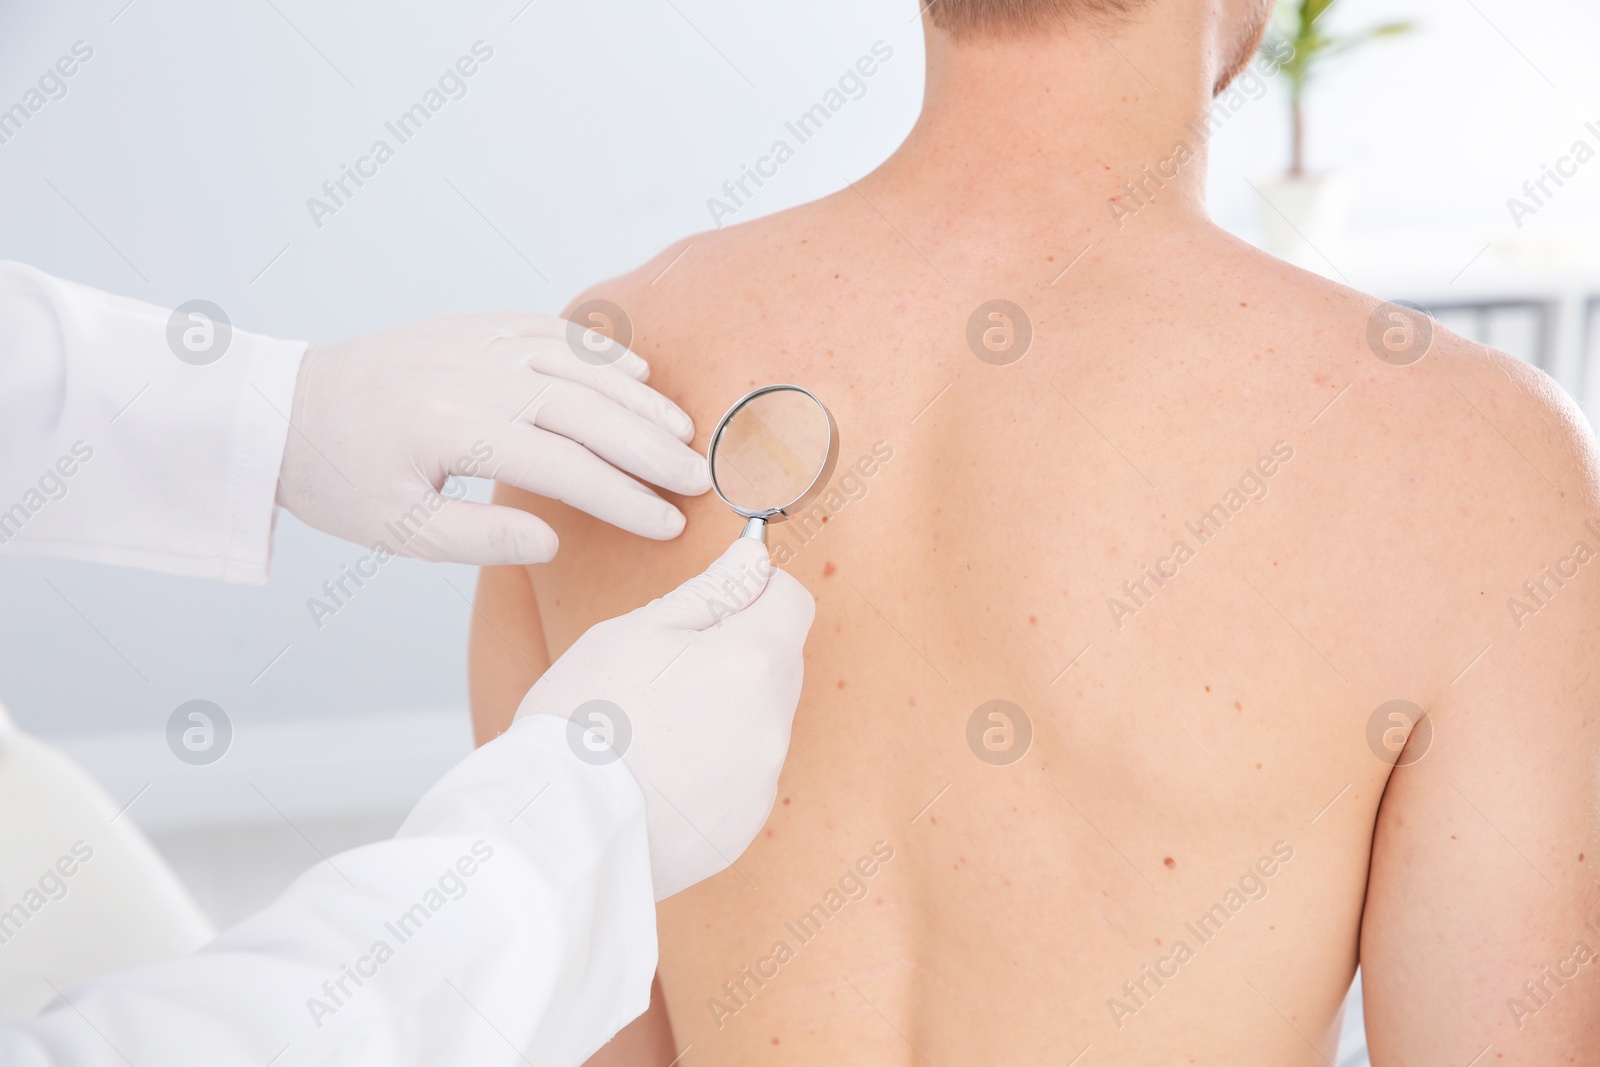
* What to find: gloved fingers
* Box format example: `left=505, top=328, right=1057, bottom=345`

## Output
left=495, top=335, right=691, bottom=442
left=485, top=317, right=653, bottom=382
left=526, top=338, right=684, bottom=435
left=520, top=377, right=710, bottom=496
left=717, top=567, right=817, bottom=650
left=491, top=429, right=688, bottom=541
left=386, top=499, right=560, bottom=565
left=648, top=538, right=775, bottom=631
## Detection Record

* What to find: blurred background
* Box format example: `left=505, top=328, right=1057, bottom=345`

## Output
left=1, top=0, right=1597, bottom=1057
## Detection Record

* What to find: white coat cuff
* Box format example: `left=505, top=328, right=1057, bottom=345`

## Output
left=220, top=330, right=306, bottom=584
left=0, top=261, right=307, bottom=584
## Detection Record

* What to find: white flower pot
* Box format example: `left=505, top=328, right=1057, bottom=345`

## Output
left=1255, top=172, right=1351, bottom=271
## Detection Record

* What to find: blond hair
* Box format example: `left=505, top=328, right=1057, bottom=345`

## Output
left=924, top=0, right=1149, bottom=37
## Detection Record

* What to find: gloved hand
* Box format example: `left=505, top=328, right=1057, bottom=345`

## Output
left=276, top=313, right=711, bottom=565
left=515, top=538, right=815, bottom=900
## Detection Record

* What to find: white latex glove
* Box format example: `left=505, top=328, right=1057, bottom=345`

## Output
left=515, top=538, right=815, bottom=900
left=277, top=313, right=711, bottom=565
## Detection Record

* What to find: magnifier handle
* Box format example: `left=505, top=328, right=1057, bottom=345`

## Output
left=739, top=516, right=769, bottom=543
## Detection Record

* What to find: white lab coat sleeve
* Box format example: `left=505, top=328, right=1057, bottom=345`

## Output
left=0, top=261, right=307, bottom=584
left=0, top=715, right=659, bottom=1067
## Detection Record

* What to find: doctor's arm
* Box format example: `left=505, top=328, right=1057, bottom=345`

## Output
left=0, top=539, right=812, bottom=1067
left=0, top=260, right=304, bottom=581
left=0, top=717, right=658, bottom=1067
left=0, top=261, right=709, bottom=581
left=470, top=537, right=680, bottom=1067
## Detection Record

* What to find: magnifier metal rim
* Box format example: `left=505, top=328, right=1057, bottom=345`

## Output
left=707, top=383, right=840, bottom=523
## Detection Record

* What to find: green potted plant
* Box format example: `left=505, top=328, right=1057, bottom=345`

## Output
left=1256, top=0, right=1416, bottom=264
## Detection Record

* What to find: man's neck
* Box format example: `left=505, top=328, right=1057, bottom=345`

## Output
left=871, top=15, right=1223, bottom=235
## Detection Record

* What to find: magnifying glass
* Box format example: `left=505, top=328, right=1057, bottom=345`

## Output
left=707, top=384, right=840, bottom=542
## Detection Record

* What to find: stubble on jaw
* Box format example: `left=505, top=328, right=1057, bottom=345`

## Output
left=1213, top=0, right=1275, bottom=95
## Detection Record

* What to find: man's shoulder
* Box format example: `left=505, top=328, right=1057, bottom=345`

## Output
left=1217, top=235, right=1594, bottom=496
left=563, top=201, right=835, bottom=327
left=1194, top=232, right=1598, bottom=594
left=1426, top=332, right=1600, bottom=558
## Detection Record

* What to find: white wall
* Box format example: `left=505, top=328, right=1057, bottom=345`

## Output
left=1, top=6, right=1589, bottom=1059
left=2, top=0, right=1597, bottom=775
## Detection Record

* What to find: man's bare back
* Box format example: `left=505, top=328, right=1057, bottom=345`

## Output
left=470, top=5, right=1600, bottom=1063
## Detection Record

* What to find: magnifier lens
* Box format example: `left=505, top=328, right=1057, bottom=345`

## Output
left=709, top=385, right=839, bottom=538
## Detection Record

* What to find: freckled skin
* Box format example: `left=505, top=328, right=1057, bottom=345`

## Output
left=469, top=14, right=1600, bottom=1067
